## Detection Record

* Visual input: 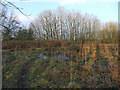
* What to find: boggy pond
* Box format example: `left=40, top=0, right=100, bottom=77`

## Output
left=39, top=53, right=70, bottom=62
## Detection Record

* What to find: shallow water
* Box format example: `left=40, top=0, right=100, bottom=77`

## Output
left=39, top=53, right=70, bottom=61
left=38, top=52, right=93, bottom=63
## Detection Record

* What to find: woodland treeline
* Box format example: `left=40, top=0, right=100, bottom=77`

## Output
left=0, top=3, right=118, bottom=44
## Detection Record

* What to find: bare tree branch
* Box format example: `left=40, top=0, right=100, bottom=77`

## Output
left=1, top=0, right=31, bottom=16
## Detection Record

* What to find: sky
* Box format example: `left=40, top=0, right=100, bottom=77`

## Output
left=6, top=0, right=118, bottom=27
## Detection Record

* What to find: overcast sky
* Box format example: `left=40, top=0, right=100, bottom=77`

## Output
left=8, top=0, right=118, bottom=27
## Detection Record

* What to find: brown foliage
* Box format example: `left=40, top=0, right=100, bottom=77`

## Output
left=2, top=40, right=41, bottom=50
left=2, top=40, right=71, bottom=50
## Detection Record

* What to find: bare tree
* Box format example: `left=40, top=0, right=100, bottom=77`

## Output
left=29, top=7, right=118, bottom=44
left=0, top=3, right=24, bottom=41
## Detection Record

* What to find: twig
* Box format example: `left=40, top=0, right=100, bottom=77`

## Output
left=2, top=0, right=31, bottom=16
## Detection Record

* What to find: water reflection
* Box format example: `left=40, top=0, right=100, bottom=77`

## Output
left=39, top=53, right=70, bottom=61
